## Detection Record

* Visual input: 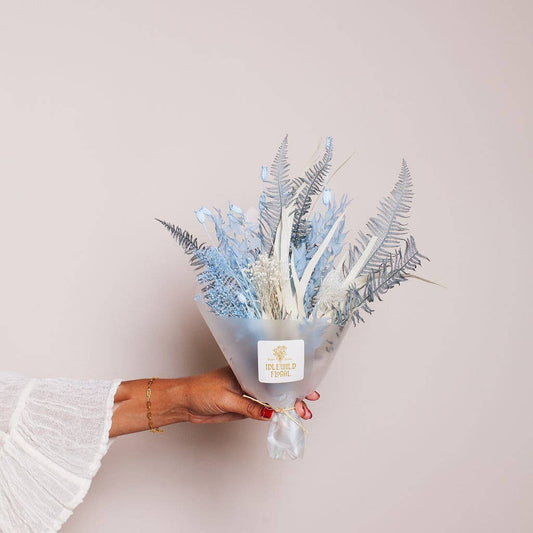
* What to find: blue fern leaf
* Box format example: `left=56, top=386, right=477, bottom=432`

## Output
left=259, top=134, right=292, bottom=253
left=336, top=235, right=426, bottom=327
left=363, top=235, right=427, bottom=301
left=332, top=283, right=373, bottom=328
left=291, top=138, right=334, bottom=247
left=349, top=159, right=413, bottom=276
left=155, top=219, right=204, bottom=256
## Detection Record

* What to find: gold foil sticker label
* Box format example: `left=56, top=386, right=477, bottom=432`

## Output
left=257, top=339, right=304, bottom=383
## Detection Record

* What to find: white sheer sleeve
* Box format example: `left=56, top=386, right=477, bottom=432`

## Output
left=0, top=372, right=122, bottom=532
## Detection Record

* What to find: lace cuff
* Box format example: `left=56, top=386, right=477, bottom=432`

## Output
left=0, top=375, right=122, bottom=532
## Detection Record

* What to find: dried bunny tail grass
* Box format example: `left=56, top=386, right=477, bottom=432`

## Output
left=314, top=269, right=346, bottom=318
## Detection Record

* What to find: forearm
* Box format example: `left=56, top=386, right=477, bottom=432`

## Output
left=108, top=367, right=312, bottom=438
left=110, top=378, right=190, bottom=437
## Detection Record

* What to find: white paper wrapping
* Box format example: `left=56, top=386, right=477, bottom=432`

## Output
left=196, top=298, right=349, bottom=460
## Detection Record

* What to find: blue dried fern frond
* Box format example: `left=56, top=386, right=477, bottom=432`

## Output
left=333, top=284, right=373, bottom=328
left=290, top=138, right=334, bottom=247
left=363, top=235, right=426, bottom=302
left=336, top=235, right=426, bottom=327
left=155, top=219, right=205, bottom=267
left=259, top=134, right=292, bottom=253
left=346, top=159, right=413, bottom=277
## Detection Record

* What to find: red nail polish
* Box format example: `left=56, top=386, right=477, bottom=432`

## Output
left=261, top=407, right=274, bottom=419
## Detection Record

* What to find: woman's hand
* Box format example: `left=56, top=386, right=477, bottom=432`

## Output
left=174, top=366, right=319, bottom=423
left=110, top=366, right=320, bottom=437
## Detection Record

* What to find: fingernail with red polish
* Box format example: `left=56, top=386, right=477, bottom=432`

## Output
left=261, top=407, right=274, bottom=419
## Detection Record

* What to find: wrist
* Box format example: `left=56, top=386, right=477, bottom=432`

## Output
left=157, top=377, right=191, bottom=425
left=110, top=376, right=192, bottom=437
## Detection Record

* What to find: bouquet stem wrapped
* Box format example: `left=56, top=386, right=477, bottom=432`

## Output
left=197, top=297, right=348, bottom=459
left=159, top=135, right=428, bottom=460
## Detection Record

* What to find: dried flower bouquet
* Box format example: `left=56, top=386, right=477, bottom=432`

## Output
left=158, top=135, right=427, bottom=459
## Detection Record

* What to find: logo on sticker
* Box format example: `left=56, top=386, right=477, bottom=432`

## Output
left=273, top=345, right=288, bottom=362
left=257, top=339, right=304, bottom=383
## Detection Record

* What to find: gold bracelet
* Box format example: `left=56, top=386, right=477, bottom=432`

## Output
left=146, top=377, right=164, bottom=433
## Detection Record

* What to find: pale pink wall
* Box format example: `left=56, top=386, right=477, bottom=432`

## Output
left=0, top=1, right=531, bottom=531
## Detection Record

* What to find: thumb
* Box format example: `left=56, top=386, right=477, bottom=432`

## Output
left=225, top=393, right=274, bottom=421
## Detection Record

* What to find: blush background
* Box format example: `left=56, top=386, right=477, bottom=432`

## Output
left=0, top=1, right=531, bottom=532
